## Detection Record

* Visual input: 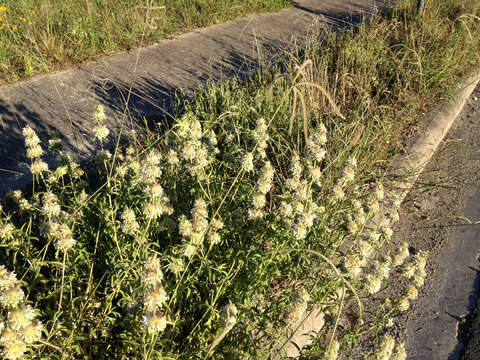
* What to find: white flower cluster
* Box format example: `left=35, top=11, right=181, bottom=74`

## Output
left=142, top=257, right=168, bottom=334
left=307, top=123, right=328, bottom=162
left=322, top=340, right=340, bottom=360
left=364, top=254, right=392, bottom=295
left=374, top=334, right=395, bottom=360
left=125, top=146, right=141, bottom=175
left=343, top=182, right=393, bottom=280
left=121, top=207, right=140, bottom=235
left=252, top=118, right=269, bottom=159
left=285, top=287, right=310, bottom=326
left=40, top=193, right=76, bottom=253
left=204, top=129, right=219, bottom=155
left=5, top=191, right=32, bottom=214
left=0, top=222, right=15, bottom=241
left=0, top=266, right=43, bottom=360
left=137, top=150, right=162, bottom=185
left=332, top=156, right=357, bottom=201
left=392, top=242, right=409, bottom=267
left=396, top=250, right=428, bottom=312
left=248, top=161, right=274, bottom=219
left=172, top=113, right=215, bottom=176
left=279, top=154, right=320, bottom=240
left=178, top=199, right=221, bottom=258
left=92, top=105, right=110, bottom=143
left=368, top=334, right=406, bottom=360
left=42, top=192, right=61, bottom=218
left=241, top=152, right=254, bottom=172
left=344, top=231, right=378, bottom=280
left=143, top=183, right=173, bottom=221
left=22, top=126, right=48, bottom=176
left=166, top=256, right=185, bottom=277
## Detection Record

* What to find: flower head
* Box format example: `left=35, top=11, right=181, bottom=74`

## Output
left=322, top=340, right=340, bottom=360
left=144, top=285, right=168, bottom=311
left=142, top=257, right=164, bottom=287
left=390, top=342, right=407, bottom=360
left=30, top=159, right=49, bottom=175
left=8, top=305, right=36, bottom=331
left=93, top=105, right=106, bottom=123
left=366, top=274, right=382, bottom=294
left=241, top=153, right=254, bottom=172
left=0, top=285, right=24, bottom=308
left=143, top=311, right=167, bottom=334
left=397, top=295, right=410, bottom=312
left=0, top=223, right=15, bottom=241
left=93, top=125, right=110, bottom=142
left=121, top=208, right=139, bottom=235
left=20, top=321, right=43, bottom=344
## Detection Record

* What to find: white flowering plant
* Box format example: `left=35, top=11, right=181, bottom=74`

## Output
left=0, top=94, right=423, bottom=359
left=0, top=0, right=478, bottom=357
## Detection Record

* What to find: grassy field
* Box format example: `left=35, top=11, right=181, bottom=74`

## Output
left=0, top=0, right=479, bottom=359
left=0, top=0, right=291, bottom=85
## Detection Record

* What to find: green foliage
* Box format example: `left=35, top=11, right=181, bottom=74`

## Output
left=0, top=0, right=291, bottom=84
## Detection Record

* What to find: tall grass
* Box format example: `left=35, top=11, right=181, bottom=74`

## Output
left=0, top=0, right=478, bottom=359
left=0, top=0, right=291, bottom=85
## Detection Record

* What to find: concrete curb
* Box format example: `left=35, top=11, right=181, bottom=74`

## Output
left=390, top=70, right=480, bottom=204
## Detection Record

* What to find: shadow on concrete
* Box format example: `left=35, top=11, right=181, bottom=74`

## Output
left=0, top=98, right=55, bottom=195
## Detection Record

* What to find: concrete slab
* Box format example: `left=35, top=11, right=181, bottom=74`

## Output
left=0, top=0, right=389, bottom=196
